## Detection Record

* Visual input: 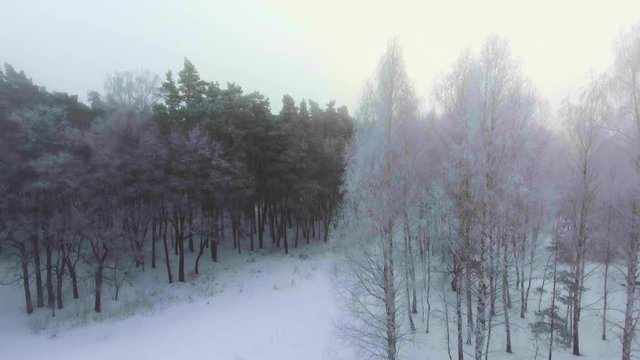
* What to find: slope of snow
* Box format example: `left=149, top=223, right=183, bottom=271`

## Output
left=0, top=243, right=630, bottom=360
left=0, top=245, right=353, bottom=360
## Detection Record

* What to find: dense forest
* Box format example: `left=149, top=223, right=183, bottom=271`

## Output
left=334, top=25, right=640, bottom=360
left=2, top=18, right=640, bottom=360
left=0, top=59, right=353, bottom=313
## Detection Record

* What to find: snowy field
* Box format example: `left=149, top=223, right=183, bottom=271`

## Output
left=0, top=245, right=354, bottom=360
left=0, top=243, right=630, bottom=360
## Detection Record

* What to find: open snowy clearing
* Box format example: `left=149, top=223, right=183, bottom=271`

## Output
left=0, top=245, right=354, bottom=360
left=0, top=243, right=629, bottom=360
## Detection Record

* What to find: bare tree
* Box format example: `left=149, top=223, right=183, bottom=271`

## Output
left=610, top=22, right=640, bottom=360
left=335, top=37, right=418, bottom=360
left=90, top=69, right=160, bottom=116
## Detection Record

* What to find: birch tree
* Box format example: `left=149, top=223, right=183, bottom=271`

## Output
left=336, top=37, right=418, bottom=360
left=609, top=22, right=640, bottom=360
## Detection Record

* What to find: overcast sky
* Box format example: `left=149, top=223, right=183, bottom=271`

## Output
left=1, top=0, right=639, bottom=120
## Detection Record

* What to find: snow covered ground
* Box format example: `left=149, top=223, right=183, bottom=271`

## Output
left=0, top=245, right=354, bottom=360
left=0, top=242, right=630, bottom=360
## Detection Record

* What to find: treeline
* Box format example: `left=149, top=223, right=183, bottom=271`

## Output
left=336, top=25, right=640, bottom=360
left=0, top=59, right=353, bottom=314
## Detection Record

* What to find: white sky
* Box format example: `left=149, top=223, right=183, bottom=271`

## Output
left=1, top=0, right=639, bottom=120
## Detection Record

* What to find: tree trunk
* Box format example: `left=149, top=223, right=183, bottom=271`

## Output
left=465, top=265, right=473, bottom=345
left=406, top=219, right=418, bottom=315
left=383, top=221, right=397, bottom=360
left=220, top=210, right=224, bottom=239
left=195, top=237, right=206, bottom=275
left=151, top=217, right=157, bottom=269
left=232, top=216, right=237, bottom=249
left=283, top=210, right=288, bottom=255
left=572, top=257, right=582, bottom=355
left=210, top=239, right=218, bottom=262
left=475, top=226, right=488, bottom=360
left=258, top=204, right=265, bottom=249
left=94, top=249, right=107, bottom=313
left=502, top=237, right=512, bottom=353
left=403, top=220, right=415, bottom=331
left=236, top=213, right=242, bottom=254
left=66, top=257, right=79, bottom=299
left=188, top=209, right=194, bottom=253
left=173, top=222, right=178, bottom=256
left=549, top=241, right=559, bottom=360
left=56, top=247, right=65, bottom=310
left=524, top=239, right=536, bottom=315
left=602, top=245, right=610, bottom=341
left=18, top=242, right=34, bottom=314
left=45, top=242, right=54, bottom=309
left=455, top=261, right=464, bottom=360
left=178, top=225, right=185, bottom=282
left=94, top=263, right=104, bottom=313
left=250, top=207, right=255, bottom=251
left=519, top=260, right=525, bottom=316
left=621, top=212, right=638, bottom=360
left=426, top=240, right=431, bottom=333
left=32, top=234, right=44, bottom=308
left=211, top=212, right=219, bottom=262
left=269, top=207, right=276, bottom=245
left=162, top=219, right=173, bottom=284
left=323, top=210, right=330, bottom=242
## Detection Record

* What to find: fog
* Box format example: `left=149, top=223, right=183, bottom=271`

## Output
left=4, top=3, right=640, bottom=360
left=2, top=0, right=639, bottom=117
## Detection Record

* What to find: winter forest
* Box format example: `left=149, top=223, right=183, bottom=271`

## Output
left=3, top=4, right=640, bottom=360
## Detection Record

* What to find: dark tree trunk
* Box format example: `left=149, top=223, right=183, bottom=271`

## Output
left=211, top=240, right=218, bottom=262
left=269, top=207, right=276, bottom=245
left=178, top=219, right=185, bottom=283
left=66, top=257, right=79, bottom=299
left=232, top=218, right=237, bottom=249
left=195, top=238, right=206, bottom=275
left=94, top=247, right=108, bottom=313
left=45, top=242, right=55, bottom=309
left=283, top=210, right=288, bottom=255
left=32, top=234, right=44, bottom=308
left=311, top=216, right=315, bottom=239
left=188, top=209, right=194, bottom=253
left=173, top=222, right=178, bottom=256
left=220, top=210, right=224, bottom=239
left=94, top=263, right=104, bottom=313
left=18, top=243, right=33, bottom=314
left=250, top=208, right=255, bottom=252
left=452, top=258, right=459, bottom=292
left=237, top=213, right=242, bottom=254
left=572, top=262, right=582, bottom=355
left=56, top=266, right=64, bottom=310
left=258, top=205, right=264, bottom=249
left=162, top=219, right=173, bottom=284
left=323, top=211, right=330, bottom=242
left=56, top=247, right=65, bottom=310
left=151, top=217, right=157, bottom=269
